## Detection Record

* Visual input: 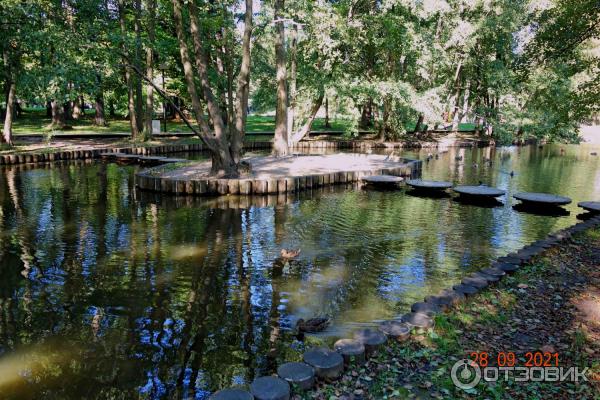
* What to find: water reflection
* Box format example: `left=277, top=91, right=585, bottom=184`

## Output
left=0, top=144, right=599, bottom=398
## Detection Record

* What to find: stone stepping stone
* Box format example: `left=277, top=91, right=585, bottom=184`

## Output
left=353, top=328, right=388, bottom=357
left=379, top=320, right=411, bottom=341
left=401, top=312, right=434, bottom=329
left=462, top=275, right=489, bottom=289
left=496, top=255, right=522, bottom=265
left=250, top=376, right=290, bottom=400
left=578, top=201, right=600, bottom=213
left=406, top=179, right=452, bottom=191
left=493, top=262, right=520, bottom=273
left=333, top=339, right=366, bottom=365
left=425, top=289, right=465, bottom=307
left=277, top=362, right=315, bottom=391
left=362, top=175, right=404, bottom=187
left=411, top=301, right=442, bottom=316
left=302, top=348, right=344, bottom=380
left=480, top=267, right=506, bottom=278
left=210, top=388, right=254, bottom=400
left=514, top=192, right=572, bottom=206
left=472, top=271, right=501, bottom=282
left=453, top=185, right=505, bottom=198
left=452, top=284, right=479, bottom=295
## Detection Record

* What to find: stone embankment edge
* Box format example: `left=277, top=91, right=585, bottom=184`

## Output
left=0, top=138, right=491, bottom=166
left=135, top=160, right=422, bottom=196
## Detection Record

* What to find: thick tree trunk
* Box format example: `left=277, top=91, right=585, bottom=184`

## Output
left=273, top=0, right=289, bottom=156
left=94, top=94, right=106, bottom=126
left=50, top=99, right=66, bottom=129
left=118, top=0, right=141, bottom=139
left=231, top=0, right=253, bottom=164
left=360, top=99, right=373, bottom=128
left=2, top=81, right=15, bottom=144
left=72, top=95, right=83, bottom=119
left=144, top=0, right=156, bottom=136
left=414, top=113, right=424, bottom=134
left=287, top=23, right=298, bottom=135
left=63, top=101, right=72, bottom=121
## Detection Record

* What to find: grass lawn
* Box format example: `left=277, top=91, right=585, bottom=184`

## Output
left=12, top=109, right=355, bottom=136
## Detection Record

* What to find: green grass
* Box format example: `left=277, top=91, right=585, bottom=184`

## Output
left=12, top=109, right=356, bottom=136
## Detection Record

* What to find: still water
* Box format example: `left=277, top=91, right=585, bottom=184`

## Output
left=0, top=144, right=598, bottom=399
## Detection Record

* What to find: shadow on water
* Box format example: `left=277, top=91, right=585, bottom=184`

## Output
left=405, top=189, right=452, bottom=199
left=512, top=203, right=571, bottom=217
left=0, top=144, right=599, bottom=398
left=453, top=195, right=504, bottom=208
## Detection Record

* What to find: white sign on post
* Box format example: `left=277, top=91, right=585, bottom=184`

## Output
left=152, top=120, right=161, bottom=135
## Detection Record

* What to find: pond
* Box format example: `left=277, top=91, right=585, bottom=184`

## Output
left=0, top=144, right=598, bottom=399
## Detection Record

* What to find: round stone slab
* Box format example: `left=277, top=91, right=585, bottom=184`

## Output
left=210, top=388, right=254, bottom=400
left=362, top=175, right=404, bottom=185
left=472, top=271, right=501, bottom=282
left=452, top=284, right=479, bottom=295
left=513, top=192, right=572, bottom=206
left=353, top=328, right=387, bottom=356
left=462, top=275, right=489, bottom=289
left=277, top=362, right=315, bottom=391
left=453, top=185, right=505, bottom=198
left=302, top=348, right=344, bottom=380
left=250, top=376, right=290, bottom=400
left=480, top=267, right=506, bottom=278
left=493, top=262, right=520, bottom=273
left=334, top=339, right=366, bottom=365
left=425, top=289, right=465, bottom=306
left=401, top=312, right=434, bottom=329
left=406, top=179, right=452, bottom=190
left=411, top=301, right=442, bottom=316
left=379, top=320, right=411, bottom=341
left=578, top=201, right=600, bottom=213
left=496, top=255, right=522, bottom=265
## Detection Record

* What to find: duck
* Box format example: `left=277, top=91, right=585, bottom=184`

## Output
left=280, top=249, right=300, bottom=259
left=455, top=156, right=463, bottom=161
left=296, top=317, right=330, bottom=333
left=591, top=152, right=598, bottom=156
left=510, top=171, right=514, bottom=177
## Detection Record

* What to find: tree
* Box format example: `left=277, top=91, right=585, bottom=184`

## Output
left=273, top=0, right=289, bottom=156
left=171, top=0, right=253, bottom=176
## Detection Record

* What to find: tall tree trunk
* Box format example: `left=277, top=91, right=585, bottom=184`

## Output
left=133, top=0, right=145, bottom=136
left=72, top=95, right=83, bottom=119
left=414, top=113, right=424, bottom=134
left=360, top=100, right=373, bottom=128
left=273, top=0, right=288, bottom=156
left=2, top=81, right=15, bottom=145
left=460, top=79, right=470, bottom=123
left=118, top=0, right=141, bottom=138
left=144, top=0, right=156, bottom=136
left=287, top=23, right=298, bottom=135
left=50, top=100, right=65, bottom=129
left=94, top=74, right=107, bottom=126
left=231, top=0, right=253, bottom=164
